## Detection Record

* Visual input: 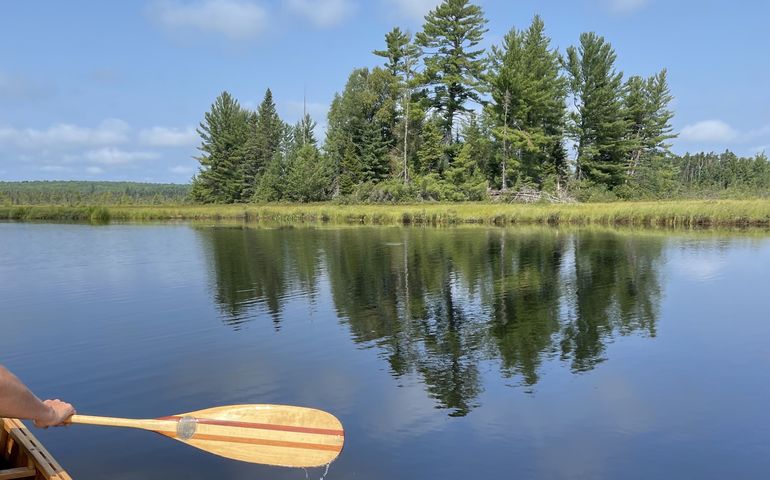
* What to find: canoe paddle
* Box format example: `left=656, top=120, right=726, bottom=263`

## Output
left=67, top=404, right=344, bottom=468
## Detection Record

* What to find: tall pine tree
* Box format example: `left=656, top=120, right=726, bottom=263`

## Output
left=243, top=89, right=284, bottom=199
left=487, top=16, right=567, bottom=189
left=191, top=91, right=249, bottom=203
left=565, top=32, right=628, bottom=188
left=416, top=0, right=488, bottom=143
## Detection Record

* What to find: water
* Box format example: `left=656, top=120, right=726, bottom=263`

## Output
left=1, top=223, right=769, bottom=479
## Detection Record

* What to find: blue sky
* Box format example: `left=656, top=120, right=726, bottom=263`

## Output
left=1, top=0, right=768, bottom=183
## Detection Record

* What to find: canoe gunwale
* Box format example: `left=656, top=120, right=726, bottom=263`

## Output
left=0, top=418, right=72, bottom=480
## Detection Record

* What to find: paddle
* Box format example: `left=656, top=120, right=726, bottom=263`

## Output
left=67, top=404, right=344, bottom=468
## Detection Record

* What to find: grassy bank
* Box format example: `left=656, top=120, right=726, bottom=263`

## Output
left=2, top=200, right=770, bottom=227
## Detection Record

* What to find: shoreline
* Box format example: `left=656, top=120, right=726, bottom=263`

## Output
left=2, top=200, right=770, bottom=228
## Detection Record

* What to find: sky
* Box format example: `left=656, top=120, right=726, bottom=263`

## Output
left=1, top=0, right=768, bottom=183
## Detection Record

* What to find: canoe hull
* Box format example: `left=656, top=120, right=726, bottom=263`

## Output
left=0, top=418, right=72, bottom=480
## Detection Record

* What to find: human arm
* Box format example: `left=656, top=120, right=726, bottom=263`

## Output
left=0, top=364, right=75, bottom=427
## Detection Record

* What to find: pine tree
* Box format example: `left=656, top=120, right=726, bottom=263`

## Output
left=373, top=27, right=411, bottom=78
left=284, top=144, right=332, bottom=202
left=623, top=70, right=676, bottom=178
left=324, top=67, right=398, bottom=194
left=243, top=89, right=284, bottom=199
left=191, top=91, right=249, bottom=203
left=486, top=16, right=567, bottom=188
left=417, top=119, right=445, bottom=174
left=565, top=32, right=628, bottom=188
left=416, top=0, right=488, bottom=143
left=374, top=28, right=422, bottom=184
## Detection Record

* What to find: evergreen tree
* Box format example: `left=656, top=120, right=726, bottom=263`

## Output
left=487, top=16, right=567, bottom=188
left=284, top=144, right=332, bottom=202
left=623, top=70, right=676, bottom=179
left=374, top=28, right=422, bottom=184
left=253, top=151, right=285, bottom=202
left=191, top=91, right=249, bottom=203
left=565, top=32, right=628, bottom=188
left=295, top=113, right=318, bottom=149
left=243, top=89, right=284, bottom=199
left=417, top=119, right=445, bottom=174
left=416, top=0, right=488, bottom=143
left=373, top=27, right=411, bottom=78
left=325, top=67, right=398, bottom=194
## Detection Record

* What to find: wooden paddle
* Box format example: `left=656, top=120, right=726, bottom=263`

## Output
left=67, top=404, right=344, bottom=468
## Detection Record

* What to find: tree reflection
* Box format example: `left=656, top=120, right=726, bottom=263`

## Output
left=199, top=226, right=663, bottom=416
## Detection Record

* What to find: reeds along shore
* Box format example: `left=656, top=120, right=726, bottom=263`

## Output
left=2, top=200, right=770, bottom=228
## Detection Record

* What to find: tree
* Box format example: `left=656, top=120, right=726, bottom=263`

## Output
left=325, top=67, right=399, bottom=194
left=284, top=143, right=332, bottom=202
left=191, top=91, right=249, bottom=203
left=416, top=0, right=488, bottom=143
left=565, top=33, right=628, bottom=188
left=623, top=70, right=676, bottom=179
left=417, top=119, right=445, bottom=174
left=374, top=28, right=423, bottom=185
left=242, top=89, right=284, bottom=199
left=373, top=27, right=412, bottom=78
left=487, top=16, right=567, bottom=189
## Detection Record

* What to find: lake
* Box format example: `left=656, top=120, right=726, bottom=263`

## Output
left=2, top=222, right=770, bottom=479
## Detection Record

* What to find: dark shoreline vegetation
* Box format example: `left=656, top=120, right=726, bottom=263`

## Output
left=2, top=200, right=770, bottom=228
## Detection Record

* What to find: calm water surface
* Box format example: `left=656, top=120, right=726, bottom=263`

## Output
left=2, top=223, right=770, bottom=479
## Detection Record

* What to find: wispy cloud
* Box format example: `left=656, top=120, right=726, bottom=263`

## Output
left=678, top=119, right=770, bottom=155
left=382, top=0, right=441, bottom=21
left=150, top=0, right=269, bottom=39
left=0, top=119, right=130, bottom=149
left=170, top=164, right=196, bottom=175
left=680, top=120, right=738, bottom=143
left=139, top=126, right=199, bottom=147
left=602, top=0, right=649, bottom=14
left=286, top=0, right=356, bottom=28
left=83, top=148, right=160, bottom=165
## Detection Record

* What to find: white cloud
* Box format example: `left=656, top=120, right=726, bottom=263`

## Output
left=680, top=120, right=739, bottom=143
left=83, top=148, right=160, bottom=165
left=383, top=0, right=440, bottom=21
left=37, top=165, right=71, bottom=173
left=0, top=119, right=130, bottom=149
left=150, top=0, right=269, bottom=39
left=602, top=0, right=649, bottom=14
left=139, top=126, right=198, bottom=147
left=287, top=0, right=356, bottom=27
left=86, top=166, right=105, bottom=175
left=170, top=165, right=196, bottom=174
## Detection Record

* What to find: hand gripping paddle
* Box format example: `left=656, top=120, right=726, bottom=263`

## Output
left=68, top=404, right=344, bottom=468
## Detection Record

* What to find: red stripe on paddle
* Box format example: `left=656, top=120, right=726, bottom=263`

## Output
left=157, top=416, right=344, bottom=437
left=158, top=432, right=343, bottom=452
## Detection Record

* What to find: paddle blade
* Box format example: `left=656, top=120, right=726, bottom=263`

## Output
left=157, top=404, right=344, bottom=468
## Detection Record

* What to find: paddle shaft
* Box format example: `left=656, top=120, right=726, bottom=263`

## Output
left=68, top=415, right=176, bottom=434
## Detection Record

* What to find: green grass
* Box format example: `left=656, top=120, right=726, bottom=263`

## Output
left=2, top=200, right=770, bottom=228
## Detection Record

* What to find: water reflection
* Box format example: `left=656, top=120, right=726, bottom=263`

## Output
left=198, top=226, right=663, bottom=416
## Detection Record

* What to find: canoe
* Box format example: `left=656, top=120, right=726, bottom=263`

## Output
left=0, top=418, right=72, bottom=480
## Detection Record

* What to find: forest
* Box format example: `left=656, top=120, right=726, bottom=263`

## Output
left=188, top=0, right=769, bottom=204
left=0, top=181, right=190, bottom=205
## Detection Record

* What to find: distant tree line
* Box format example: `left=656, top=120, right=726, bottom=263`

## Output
left=0, top=181, right=190, bottom=205
left=190, top=0, right=769, bottom=204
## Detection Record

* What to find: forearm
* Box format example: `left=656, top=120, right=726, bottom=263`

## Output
left=0, top=365, right=53, bottom=422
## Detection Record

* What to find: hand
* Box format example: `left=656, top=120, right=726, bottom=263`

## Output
left=34, top=399, right=76, bottom=428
